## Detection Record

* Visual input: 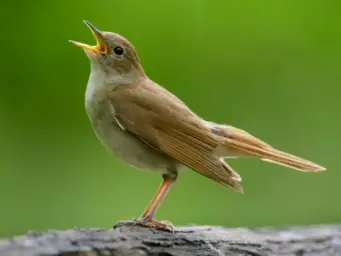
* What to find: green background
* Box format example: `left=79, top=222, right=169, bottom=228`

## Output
left=1, top=1, right=340, bottom=237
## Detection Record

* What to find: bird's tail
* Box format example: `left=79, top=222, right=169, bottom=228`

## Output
left=210, top=124, right=326, bottom=172
left=224, top=138, right=325, bottom=172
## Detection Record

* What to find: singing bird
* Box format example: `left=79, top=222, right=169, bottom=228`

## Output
left=70, top=21, right=326, bottom=230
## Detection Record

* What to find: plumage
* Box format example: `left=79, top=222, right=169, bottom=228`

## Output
left=109, top=81, right=243, bottom=191
left=210, top=124, right=325, bottom=172
left=70, top=20, right=326, bottom=230
left=109, top=80, right=325, bottom=188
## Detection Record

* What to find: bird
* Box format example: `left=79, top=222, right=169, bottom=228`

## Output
left=69, top=20, right=326, bottom=231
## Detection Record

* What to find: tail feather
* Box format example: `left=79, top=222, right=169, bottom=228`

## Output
left=208, top=123, right=326, bottom=172
left=224, top=138, right=326, bottom=172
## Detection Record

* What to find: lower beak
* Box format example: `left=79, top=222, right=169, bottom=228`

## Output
left=69, top=20, right=108, bottom=54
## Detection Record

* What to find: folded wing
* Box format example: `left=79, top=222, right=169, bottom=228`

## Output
left=109, top=82, right=243, bottom=191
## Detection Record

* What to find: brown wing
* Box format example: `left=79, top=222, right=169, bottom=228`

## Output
left=109, top=80, right=243, bottom=191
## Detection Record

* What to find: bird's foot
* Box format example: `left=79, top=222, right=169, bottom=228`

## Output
left=134, top=217, right=175, bottom=232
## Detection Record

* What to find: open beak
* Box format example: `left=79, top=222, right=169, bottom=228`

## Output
left=69, top=20, right=108, bottom=54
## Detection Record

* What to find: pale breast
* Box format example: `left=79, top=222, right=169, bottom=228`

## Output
left=85, top=71, right=178, bottom=172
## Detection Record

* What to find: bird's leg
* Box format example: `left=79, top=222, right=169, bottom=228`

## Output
left=135, top=173, right=177, bottom=231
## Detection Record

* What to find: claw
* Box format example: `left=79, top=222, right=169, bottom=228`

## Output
left=134, top=218, right=175, bottom=232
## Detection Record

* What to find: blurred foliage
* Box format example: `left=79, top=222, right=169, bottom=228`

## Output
left=1, top=0, right=340, bottom=237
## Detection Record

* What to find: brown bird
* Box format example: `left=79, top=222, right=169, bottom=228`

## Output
left=70, top=21, right=326, bottom=231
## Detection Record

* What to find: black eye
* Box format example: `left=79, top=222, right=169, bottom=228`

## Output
left=113, top=46, right=124, bottom=56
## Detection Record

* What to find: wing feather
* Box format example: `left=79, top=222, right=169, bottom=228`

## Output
left=109, top=82, right=242, bottom=191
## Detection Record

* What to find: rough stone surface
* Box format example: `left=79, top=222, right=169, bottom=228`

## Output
left=1, top=222, right=340, bottom=255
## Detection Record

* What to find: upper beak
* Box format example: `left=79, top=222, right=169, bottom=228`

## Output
left=69, top=20, right=108, bottom=54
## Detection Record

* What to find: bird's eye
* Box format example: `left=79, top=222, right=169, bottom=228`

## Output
left=113, top=46, right=124, bottom=56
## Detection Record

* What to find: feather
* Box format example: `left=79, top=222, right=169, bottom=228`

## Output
left=211, top=125, right=326, bottom=172
left=109, top=80, right=243, bottom=191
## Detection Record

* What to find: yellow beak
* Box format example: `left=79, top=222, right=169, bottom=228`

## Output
left=69, top=20, right=108, bottom=54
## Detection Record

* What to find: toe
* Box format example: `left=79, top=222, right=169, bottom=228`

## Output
left=134, top=218, right=175, bottom=232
